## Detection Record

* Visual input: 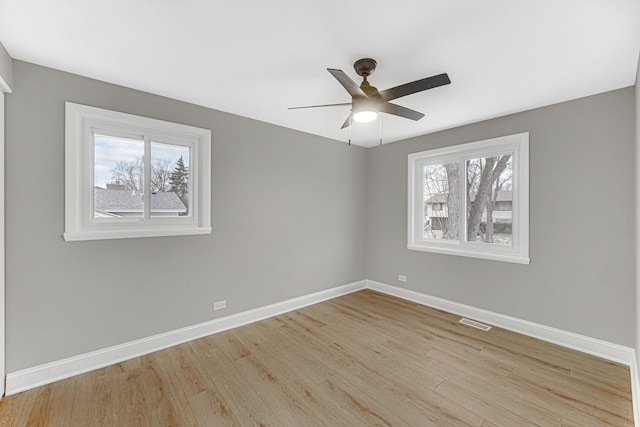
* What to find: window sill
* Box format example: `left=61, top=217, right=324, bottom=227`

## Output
left=63, top=226, right=212, bottom=242
left=407, top=244, right=530, bottom=265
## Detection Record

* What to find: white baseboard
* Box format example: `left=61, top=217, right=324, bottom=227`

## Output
left=6, top=280, right=367, bottom=395
left=630, top=352, right=640, bottom=427
left=7, top=276, right=638, bottom=425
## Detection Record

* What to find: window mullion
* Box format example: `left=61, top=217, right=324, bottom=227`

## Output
left=188, top=145, right=195, bottom=217
left=143, top=137, right=151, bottom=221
left=459, top=157, right=466, bottom=245
left=418, top=163, right=425, bottom=242
left=510, top=149, right=519, bottom=248
left=86, top=128, right=96, bottom=229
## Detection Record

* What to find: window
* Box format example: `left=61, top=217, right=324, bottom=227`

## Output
left=408, top=133, right=529, bottom=264
left=64, top=102, right=211, bottom=241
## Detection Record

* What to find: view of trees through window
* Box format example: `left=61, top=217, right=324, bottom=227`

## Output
left=94, top=134, right=191, bottom=218
left=423, top=154, right=513, bottom=246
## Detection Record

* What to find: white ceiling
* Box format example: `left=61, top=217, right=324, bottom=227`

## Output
left=1, top=1, right=639, bottom=147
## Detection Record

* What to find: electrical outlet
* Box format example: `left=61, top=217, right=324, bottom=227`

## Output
left=398, top=274, right=407, bottom=282
left=213, top=300, right=227, bottom=311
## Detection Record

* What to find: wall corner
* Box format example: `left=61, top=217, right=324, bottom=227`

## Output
left=0, top=41, right=13, bottom=93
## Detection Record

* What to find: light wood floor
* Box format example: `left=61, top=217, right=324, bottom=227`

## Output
left=0, top=290, right=633, bottom=426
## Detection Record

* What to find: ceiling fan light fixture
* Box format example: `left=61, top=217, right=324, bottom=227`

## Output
left=353, top=110, right=378, bottom=123
left=352, top=97, right=379, bottom=123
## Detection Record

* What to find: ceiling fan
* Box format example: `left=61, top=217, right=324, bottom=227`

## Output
left=289, top=58, right=451, bottom=129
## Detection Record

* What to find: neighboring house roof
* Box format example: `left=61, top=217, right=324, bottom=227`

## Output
left=94, top=188, right=187, bottom=213
left=426, top=194, right=448, bottom=203
left=426, top=191, right=512, bottom=203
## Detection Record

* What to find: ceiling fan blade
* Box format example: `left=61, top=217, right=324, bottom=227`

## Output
left=288, top=102, right=351, bottom=110
left=340, top=113, right=353, bottom=129
left=379, top=102, right=425, bottom=121
left=327, top=68, right=367, bottom=98
left=378, top=73, right=451, bottom=102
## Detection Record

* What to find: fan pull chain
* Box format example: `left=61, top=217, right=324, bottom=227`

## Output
left=348, top=115, right=352, bottom=146
left=379, top=114, right=383, bottom=146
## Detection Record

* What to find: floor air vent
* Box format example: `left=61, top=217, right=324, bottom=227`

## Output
left=459, top=318, right=492, bottom=331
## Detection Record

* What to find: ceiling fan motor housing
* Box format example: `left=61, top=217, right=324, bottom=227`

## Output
left=353, top=58, right=379, bottom=96
left=354, top=58, right=377, bottom=77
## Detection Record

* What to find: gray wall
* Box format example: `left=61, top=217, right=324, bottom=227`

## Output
left=5, top=61, right=368, bottom=372
left=0, top=41, right=12, bottom=91
left=366, top=88, right=636, bottom=347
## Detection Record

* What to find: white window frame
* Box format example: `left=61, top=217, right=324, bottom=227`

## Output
left=64, top=102, right=212, bottom=241
left=408, top=132, right=529, bottom=264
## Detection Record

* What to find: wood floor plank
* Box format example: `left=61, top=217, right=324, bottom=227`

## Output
left=509, top=366, right=633, bottom=425
left=253, top=317, right=336, bottom=384
left=435, top=379, right=538, bottom=427
left=231, top=326, right=370, bottom=426
left=189, top=337, right=283, bottom=426
left=25, top=386, right=56, bottom=427
left=212, top=330, right=252, bottom=361
left=165, top=344, right=210, bottom=397
left=319, top=324, right=446, bottom=391
left=68, top=369, right=116, bottom=427
left=406, top=333, right=627, bottom=426
left=376, top=340, right=541, bottom=426
left=232, top=354, right=330, bottom=426
left=269, top=311, right=405, bottom=408
left=0, top=290, right=633, bottom=426
left=0, top=387, right=40, bottom=426
left=36, top=377, right=76, bottom=427
left=478, top=343, right=572, bottom=377
left=511, top=362, right=631, bottom=414
left=273, top=312, right=390, bottom=392
left=166, top=343, right=241, bottom=425
left=319, top=375, right=413, bottom=427
left=143, top=350, right=199, bottom=426
left=121, top=364, right=170, bottom=427
left=365, top=381, right=484, bottom=427
left=370, top=339, right=561, bottom=426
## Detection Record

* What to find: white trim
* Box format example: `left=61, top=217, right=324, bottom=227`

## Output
left=63, top=226, right=212, bottom=242
left=366, top=280, right=635, bottom=365
left=0, top=93, right=5, bottom=397
left=6, top=280, right=366, bottom=395
left=406, top=243, right=530, bottom=264
left=0, top=76, right=10, bottom=94
left=630, top=351, right=640, bottom=427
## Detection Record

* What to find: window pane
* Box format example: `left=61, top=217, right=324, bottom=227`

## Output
left=423, top=162, right=460, bottom=240
left=150, top=142, right=190, bottom=217
left=94, top=134, right=144, bottom=219
left=465, top=155, right=513, bottom=246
